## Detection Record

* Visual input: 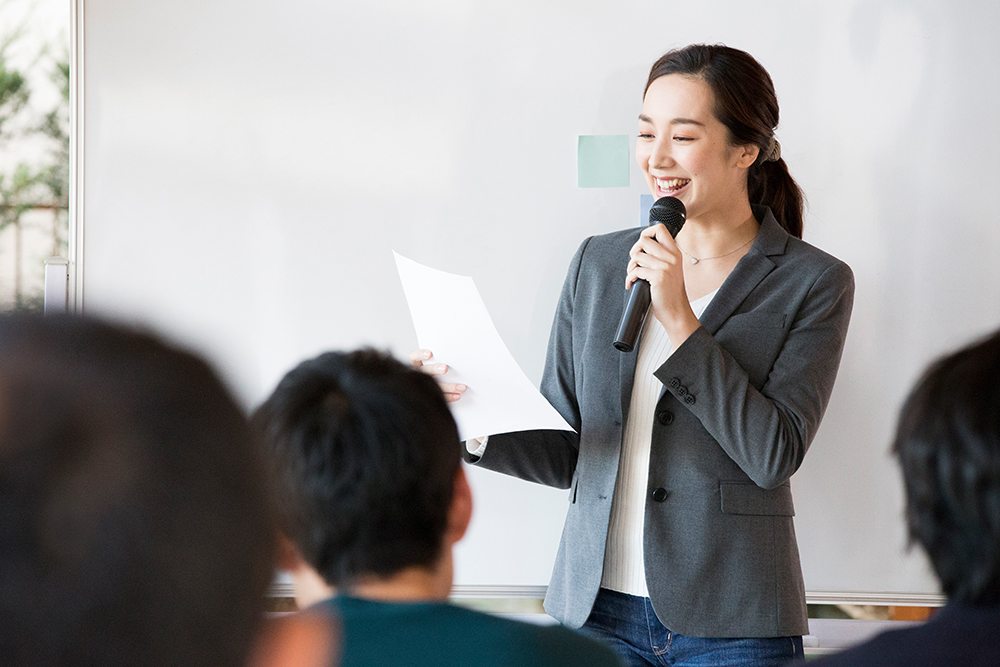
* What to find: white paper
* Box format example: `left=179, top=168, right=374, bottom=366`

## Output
left=394, top=251, right=575, bottom=441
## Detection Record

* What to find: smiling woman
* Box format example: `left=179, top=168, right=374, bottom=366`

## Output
left=417, top=43, right=855, bottom=667
left=640, top=45, right=803, bottom=239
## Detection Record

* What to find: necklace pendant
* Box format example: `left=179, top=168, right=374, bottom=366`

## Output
left=690, top=257, right=699, bottom=265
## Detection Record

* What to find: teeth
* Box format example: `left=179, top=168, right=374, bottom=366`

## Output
left=657, top=178, right=689, bottom=190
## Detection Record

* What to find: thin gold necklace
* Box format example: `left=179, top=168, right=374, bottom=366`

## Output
left=678, top=235, right=756, bottom=264
left=677, top=217, right=759, bottom=264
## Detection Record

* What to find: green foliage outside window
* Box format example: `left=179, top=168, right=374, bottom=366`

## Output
left=0, top=19, right=69, bottom=312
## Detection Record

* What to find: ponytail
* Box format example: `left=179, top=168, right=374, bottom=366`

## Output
left=748, top=157, right=803, bottom=239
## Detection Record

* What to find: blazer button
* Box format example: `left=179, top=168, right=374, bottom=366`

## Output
left=651, top=487, right=668, bottom=502
left=676, top=385, right=688, bottom=397
left=684, top=394, right=696, bottom=405
left=657, top=410, right=673, bottom=425
left=667, top=377, right=681, bottom=389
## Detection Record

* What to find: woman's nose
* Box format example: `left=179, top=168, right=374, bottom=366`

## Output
left=649, top=137, right=674, bottom=169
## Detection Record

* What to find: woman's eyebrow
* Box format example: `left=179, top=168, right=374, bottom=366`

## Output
left=638, top=113, right=705, bottom=127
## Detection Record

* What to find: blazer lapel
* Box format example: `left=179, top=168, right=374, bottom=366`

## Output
left=698, top=207, right=788, bottom=335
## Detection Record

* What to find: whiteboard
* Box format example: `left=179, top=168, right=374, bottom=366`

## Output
left=76, top=0, right=1000, bottom=599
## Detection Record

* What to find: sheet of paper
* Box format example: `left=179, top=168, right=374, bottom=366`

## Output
left=394, top=251, right=575, bottom=441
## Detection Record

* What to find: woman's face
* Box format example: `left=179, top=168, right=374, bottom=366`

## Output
left=635, top=74, right=758, bottom=223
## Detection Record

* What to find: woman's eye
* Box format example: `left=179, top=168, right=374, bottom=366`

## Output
left=637, top=133, right=653, bottom=139
left=673, top=136, right=694, bottom=142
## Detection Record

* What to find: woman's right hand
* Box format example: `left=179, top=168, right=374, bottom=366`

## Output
left=409, top=349, right=467, bottom=402
left=628, top=223, right=700, bottom=347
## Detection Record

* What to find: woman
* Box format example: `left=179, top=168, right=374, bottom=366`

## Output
left=412, top=44, right=853, bottom=667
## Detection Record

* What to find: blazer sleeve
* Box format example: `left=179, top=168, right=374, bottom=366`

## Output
left=463, top=239, right=590, bottom=489
left=655, top=259, right=855, bottom=489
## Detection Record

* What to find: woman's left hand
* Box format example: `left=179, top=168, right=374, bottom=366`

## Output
left=627, top=223, right=701, bottom=345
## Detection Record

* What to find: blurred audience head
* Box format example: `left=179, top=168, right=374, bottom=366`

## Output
left=253, top=347, right=468, bottom=597
left=0, top=314, right=276, bottom=666
left=894, top=329, right=1000, bottom=605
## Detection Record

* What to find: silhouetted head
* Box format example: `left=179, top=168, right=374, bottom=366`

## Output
left=0, top=314, right=276, bottom=666
left=894, top=329, right=1000, bottom=605
left=253, top=348, right=464, bottom=590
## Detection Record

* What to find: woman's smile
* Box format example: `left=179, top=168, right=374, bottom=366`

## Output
left=654, top=177, right=691, bottom=197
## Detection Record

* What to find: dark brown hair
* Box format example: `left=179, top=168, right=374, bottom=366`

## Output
left=645, top=44, right=804, bottom=238
left=0, top=314, right=276, bottom=667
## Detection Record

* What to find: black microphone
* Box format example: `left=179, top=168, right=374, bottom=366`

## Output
left=613, top=196, right=687, bottom=352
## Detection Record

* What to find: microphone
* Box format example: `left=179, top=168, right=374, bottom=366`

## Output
left=613, top=196, right=686, bottom=352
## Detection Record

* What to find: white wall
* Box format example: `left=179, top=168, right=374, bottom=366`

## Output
left=79, top=0, right=1000, bottom=596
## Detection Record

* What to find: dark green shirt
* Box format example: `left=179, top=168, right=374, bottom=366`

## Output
left=314, top=595, right=621, bottom=667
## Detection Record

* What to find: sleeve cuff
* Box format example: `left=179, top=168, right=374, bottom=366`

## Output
left=466, top=436, right=488, bottom=458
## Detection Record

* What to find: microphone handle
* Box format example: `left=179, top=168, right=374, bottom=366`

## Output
left=613, top=220, right=683, bottom=352
left=613, top=196, right=685, bottom=353
left=612, top=278, right=651, bottom=352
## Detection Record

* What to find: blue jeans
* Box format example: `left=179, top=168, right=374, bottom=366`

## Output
left=581, top=588, right=803, bottom=667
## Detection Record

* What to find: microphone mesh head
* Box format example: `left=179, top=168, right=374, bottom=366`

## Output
left=649, top=196, right=686, bottom=238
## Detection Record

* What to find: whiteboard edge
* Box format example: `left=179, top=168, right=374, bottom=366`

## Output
left=267, top=582, right=946, bottom=606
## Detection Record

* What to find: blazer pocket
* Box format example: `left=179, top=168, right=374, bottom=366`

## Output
left=720, top=481, right=795, bottom=516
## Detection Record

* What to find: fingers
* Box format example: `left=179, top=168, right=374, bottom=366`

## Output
left=439, top=382, right=467, bottom=402
left=627, top=230, right=682, bottom=289
left=647, top=221, right=679, bottom=243
left=625, top=259, right=644, bottom=289
left=409, top=349, right=467, bottom=402
left=631, top=224, right=679, bottom=260
left=409, top=348, right=432, bottom=369
left=625, top=264, right=659, bottom=291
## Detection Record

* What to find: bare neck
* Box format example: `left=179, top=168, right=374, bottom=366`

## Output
left=677, top=202, right=758, bottom=259
left=346, top=550, right=453, bottom=603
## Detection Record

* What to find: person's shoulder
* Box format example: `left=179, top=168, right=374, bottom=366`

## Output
left=463, top=610, right=620, bottom=666
left=587, top=226, right=642, bottom=251
left=523, top=622, right=622, bottom=667
left=809, top=606, right=1000, bottom=667
left=754, top=205, right=850, bottom=276
left=783, top=234, right=851, bottom=275
left=566, top=227, right=640, bottom=277
left=807, top=624, right=923, bottom=667
left=779, top=236, right=855, bottom=301
left=322, top=599, right=621, bottom=667
left=572, top=226, right=640, bottom=258
left=434, top=606, right=621, bottom=667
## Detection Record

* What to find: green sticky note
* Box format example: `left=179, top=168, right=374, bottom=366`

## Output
left=577, top=134, right=630, bottom=188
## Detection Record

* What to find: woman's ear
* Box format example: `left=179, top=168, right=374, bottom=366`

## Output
left=734, top=143, right=760, bottom=169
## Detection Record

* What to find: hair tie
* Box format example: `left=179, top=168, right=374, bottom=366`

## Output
left=766, top=138, right=781, bottom=162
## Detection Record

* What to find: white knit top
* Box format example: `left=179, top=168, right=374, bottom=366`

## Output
left=600, top=289, right=717, bottom=596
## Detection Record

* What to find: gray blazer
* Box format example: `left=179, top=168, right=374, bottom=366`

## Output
left=468, top=206, right=854, bottom=638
